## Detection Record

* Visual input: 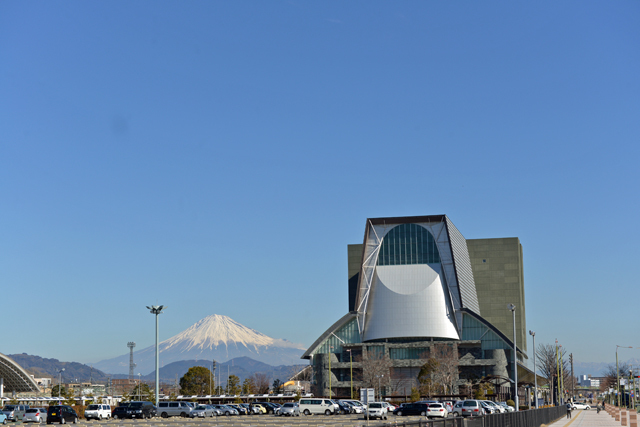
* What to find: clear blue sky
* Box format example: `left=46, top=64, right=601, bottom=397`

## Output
left=1, top=1, right=639, bottom=370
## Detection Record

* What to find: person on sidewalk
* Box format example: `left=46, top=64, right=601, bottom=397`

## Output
left=566, top=401, right=572, bottom=418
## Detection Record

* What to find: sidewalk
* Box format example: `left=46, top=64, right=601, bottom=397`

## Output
left=548, top=408, right=633, bottom=427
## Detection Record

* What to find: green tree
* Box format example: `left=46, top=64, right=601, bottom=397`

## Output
left=272, top=379, right=282, bottom=393
left=227, top=375, right=241, bottom=395
left=242, top=378, right=256, bottom=395
left=51, top=385, right=67, bottom=398
left=410, top=387, right=421, bottom=402
left=132, top=383, right=155, bottom=402
left=180, top=366, right=212, bottom=395
left=417, top=358, right=438, bottom=398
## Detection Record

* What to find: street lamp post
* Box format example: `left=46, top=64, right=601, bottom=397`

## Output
left=616, top=345, right=633, bottom=407
left=377, top=374, right=384, bottom=402
left=57, top=368, right=65, bottom=400
left=529, top=330, right=538, bottom=409
left=508, top=304, right=518, bottom=411
left=147, top=305, right=166, bottom=408
left=346, top=349, right=353, bottom=400
left=329, top=346, right=333, bottom=399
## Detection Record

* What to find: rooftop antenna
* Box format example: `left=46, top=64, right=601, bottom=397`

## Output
left=127, top=342, right=136, bottom=380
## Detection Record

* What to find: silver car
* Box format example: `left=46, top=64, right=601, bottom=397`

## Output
left=279, top=402, right=300, bottom=417
left=213, top=405, right=238, bottom=416
left=189, top=405, right=217, bottom=418
left=23, top=408, right=47, bottom=423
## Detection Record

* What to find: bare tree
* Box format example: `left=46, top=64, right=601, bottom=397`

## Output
left=360, top=351, right=392, bottom=391
left=431, top=343, right=459, bottom=395
left=536, top=343, right=572, bottom=402
left=600, top=363, right=630, bottom=393
left=251, top=373, right=270, bottom=394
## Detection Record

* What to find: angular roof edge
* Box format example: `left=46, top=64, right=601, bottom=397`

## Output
left=301, top=312, right=357, bottom=360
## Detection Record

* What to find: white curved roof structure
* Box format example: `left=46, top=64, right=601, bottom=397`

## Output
left=0, top=353, right=41, bottom=393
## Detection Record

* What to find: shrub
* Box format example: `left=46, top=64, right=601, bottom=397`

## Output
left=506, top=399, right=515, bottom=408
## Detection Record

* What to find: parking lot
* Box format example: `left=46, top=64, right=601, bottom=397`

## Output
left=29, top=413, right=432, bottom=427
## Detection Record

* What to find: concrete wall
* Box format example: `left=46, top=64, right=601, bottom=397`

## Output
left=467, top=237, right=527, bottom=353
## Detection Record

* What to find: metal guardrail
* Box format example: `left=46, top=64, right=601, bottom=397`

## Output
left=371, top=406, right=565, bottom=427
left=464, top=406, right=565, bottom=427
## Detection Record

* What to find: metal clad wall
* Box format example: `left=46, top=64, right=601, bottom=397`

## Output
left=445, top=216, right=480, bottom=315
left=362, top=264, right=459, bottom=341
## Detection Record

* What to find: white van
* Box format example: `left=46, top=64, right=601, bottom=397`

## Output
left=84, top=404, right=112, bottom=420
left=298, top=399, right=336, bottom=416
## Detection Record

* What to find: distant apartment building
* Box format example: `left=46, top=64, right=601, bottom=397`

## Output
left=579, top=375, right=601, bottom=387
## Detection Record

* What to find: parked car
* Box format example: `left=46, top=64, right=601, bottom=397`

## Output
left=365, top=402, right=388, bottom=420
left=480, top=401, right=496, bottom=414
left=189, top=405, right=217, bottom=418
left=213, top=405, right=238, bottom=416
left=84, top=404, right=111, bottom=420
left=393, top=402, right=431, bottom=416
left=573, top=402, right=590, bottom=410
left=279, top=402, right=300, bottom=416
left=498, top=402, right=515, bottom=412
left=299, top=398, right=336, bottom=415
left=227, top=405, right=247, bottom=415
left=3, top=405, right=29, bottom=422
left=240, top=404, right=259, bottom=415
left=46, top=406, right=78, bottom=424
left=383, top=402, right=396, bottom=412
left=254, top=402, right=280, bottom=415
left=0, top=412, right=6, bottom=425
left=111, top=401, right=155, bottom=419
left=483, top=401, right=505, bottom=413
left=23, top=408, right=48, bottom=423
left=341, top=401, right=363, bottom=414
left=250, top=404, right=267, bottom=414
left=157, top=401, right=193, bottom=418
left=459, top=400, right=484, bottom=417
left=427, top=403, right=448, bottom=419
left=335, top=400, right=352, bottom=414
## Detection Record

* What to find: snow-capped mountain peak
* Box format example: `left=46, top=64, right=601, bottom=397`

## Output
left=162, top=314, right=276, bottom=351
left=93, top=314, right=305, bottom=375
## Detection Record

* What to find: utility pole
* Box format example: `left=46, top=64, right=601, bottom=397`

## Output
left=570, top=354, right=574, bottom=402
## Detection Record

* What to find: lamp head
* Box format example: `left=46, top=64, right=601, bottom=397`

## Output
left=529, top=330, right=535, bottom=336
left=508, top=304, right=516, bottom=311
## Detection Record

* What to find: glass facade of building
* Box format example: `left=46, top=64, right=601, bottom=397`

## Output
left=377, top=223, right=441, bottom=266
left=461, top=312, right=511, bottom=351
left=315, top=316, right=361, bottom=354
left=389, top=347, right=429, bottom=360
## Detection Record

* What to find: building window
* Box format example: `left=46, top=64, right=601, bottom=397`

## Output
left=389, top=347, right=429, bottom=360
left=377, top=223, right=440, bottom=266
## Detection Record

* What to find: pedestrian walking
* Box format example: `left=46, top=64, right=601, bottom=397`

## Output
left=566, top=402, right=572, bottom=418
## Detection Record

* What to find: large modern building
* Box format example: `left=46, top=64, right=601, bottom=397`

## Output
left=303, top=215, right=535, bottom=402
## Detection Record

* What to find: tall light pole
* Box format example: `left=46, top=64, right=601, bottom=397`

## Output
left=616, top=345, right=635, bottom=407
left=508, top=304, right=518, bottom=411
left=346, top=349, right=353, bottom=400
left=57, top=368, right=65, bottom=400
left=529, top=330, right=538, bottom=409
left=328, top=346, right=334, bottom=399
left=377, top=374, right=384, bottom=401
left=147, top=305, right=166, bottom=408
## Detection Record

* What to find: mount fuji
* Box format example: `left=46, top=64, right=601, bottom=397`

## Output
left=93, top=314, right=306, bottom=375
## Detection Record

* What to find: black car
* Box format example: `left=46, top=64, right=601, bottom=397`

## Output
left=46, top=406, right=78, bottom=424
left=336, top=401, right=352, bottom=415
left=393, top=403, right=431, bottom=416
left=112, top=402, right=155, bottom=419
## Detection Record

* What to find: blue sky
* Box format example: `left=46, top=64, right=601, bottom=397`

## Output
left=1, top=1, right=639, bottom=370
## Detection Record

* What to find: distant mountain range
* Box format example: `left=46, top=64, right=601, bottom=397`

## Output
left=93, top=314, right=306, bottom=375
left=8, top=353, right=305, bottom=386
left=6, top=353, right=109, bottom=382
